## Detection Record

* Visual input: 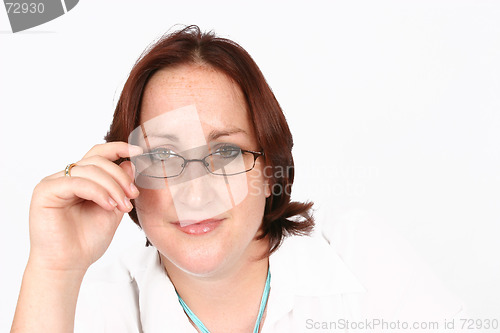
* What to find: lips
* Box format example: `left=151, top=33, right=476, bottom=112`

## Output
left=172, top=218, right=224, bottom=235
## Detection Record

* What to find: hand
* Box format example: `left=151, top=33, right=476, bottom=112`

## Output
left=27, top=142, right=143, bottom=273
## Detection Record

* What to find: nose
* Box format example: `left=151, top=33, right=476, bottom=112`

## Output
left=170, top=159, right=215, bottom=210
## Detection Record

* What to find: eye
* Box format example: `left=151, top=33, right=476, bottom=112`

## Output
left=150, top=148, right=176, bottom=161
left=213, top=145, right=241, bottom=158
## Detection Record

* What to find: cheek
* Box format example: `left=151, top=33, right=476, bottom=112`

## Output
left=134, top=186, right=176, bottom=230
left=237, top=169, right=268, bottom=228
left=134, top=187, right=181, bottom=254
left=246, top=163, right=271, bottom=199
left=237, top=192, right=266, bottom=230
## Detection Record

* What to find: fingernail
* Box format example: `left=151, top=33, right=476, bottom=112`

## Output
left=108, top=197, right=118, bottom=207
left=130, top=183, right=139, bottom=194
left=124, top=197, right=133, bottom=210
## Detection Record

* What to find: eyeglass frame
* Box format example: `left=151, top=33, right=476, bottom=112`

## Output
left=129, top=148, right=265, bottom=179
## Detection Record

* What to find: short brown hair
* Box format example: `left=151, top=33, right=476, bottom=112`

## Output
left=105, top=25, right=314, bottom=254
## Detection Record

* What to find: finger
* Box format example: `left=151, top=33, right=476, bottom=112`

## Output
left=119, top=160, right=135, bottom=182
left=62, top=164, right=135, bottom=212
left=83, top=142, right=143, bottom=161
left=72, top=156, right=139, bottom=199
left=45, top=142, right=143, bottom=186
left=35, top=176, right=125, bottom=212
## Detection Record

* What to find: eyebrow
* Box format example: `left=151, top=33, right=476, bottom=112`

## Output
left=143, top=133, right=179, bottom=142
left=208, top=127, right=247, bottom=141
left=142, top=127, right=247, bottom=142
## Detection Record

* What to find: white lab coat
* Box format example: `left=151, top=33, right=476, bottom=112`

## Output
left=75, top=210, right=464, bottom=332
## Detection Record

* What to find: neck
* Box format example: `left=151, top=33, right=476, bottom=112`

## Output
left=162, top=241, right=270, bottom=332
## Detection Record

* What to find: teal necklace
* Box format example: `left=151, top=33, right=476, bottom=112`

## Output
left=176, top=268, right=271, bottom=333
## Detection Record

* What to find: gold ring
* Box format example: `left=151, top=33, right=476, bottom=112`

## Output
left=65, top=163, right=77, bottom=177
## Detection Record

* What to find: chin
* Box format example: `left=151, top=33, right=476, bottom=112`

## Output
left=162, top=246, right=231, bottom=278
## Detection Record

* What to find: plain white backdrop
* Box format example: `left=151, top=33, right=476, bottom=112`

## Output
left=1, top=1, right=499, bottom=331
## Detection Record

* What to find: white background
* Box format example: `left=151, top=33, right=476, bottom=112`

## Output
left=1, top=0, right=499, bottom=331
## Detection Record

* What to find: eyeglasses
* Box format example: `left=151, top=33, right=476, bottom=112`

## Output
left=130, top=145, right=264, bottom=179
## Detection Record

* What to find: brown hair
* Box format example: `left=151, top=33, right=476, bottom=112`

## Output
left=105, top=25, right=314, bottom=254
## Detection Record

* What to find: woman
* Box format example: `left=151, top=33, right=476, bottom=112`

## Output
left=11, top=26, right=463, bottom=333
left=11, top=25, right=316, bottom=332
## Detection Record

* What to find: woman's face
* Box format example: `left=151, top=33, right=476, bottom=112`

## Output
left=134, top=64, right=271, bottom=277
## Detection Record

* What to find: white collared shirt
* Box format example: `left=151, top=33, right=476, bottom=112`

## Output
left=75, top=211, right=463, bottom=332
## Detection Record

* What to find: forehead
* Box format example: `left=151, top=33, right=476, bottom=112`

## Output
left=140, top=64, right=248, bottom=127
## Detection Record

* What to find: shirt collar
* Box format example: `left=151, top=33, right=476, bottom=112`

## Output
left=126, top=247, right=195, bottom=332
left=127, top=234, right=365, bottom=332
